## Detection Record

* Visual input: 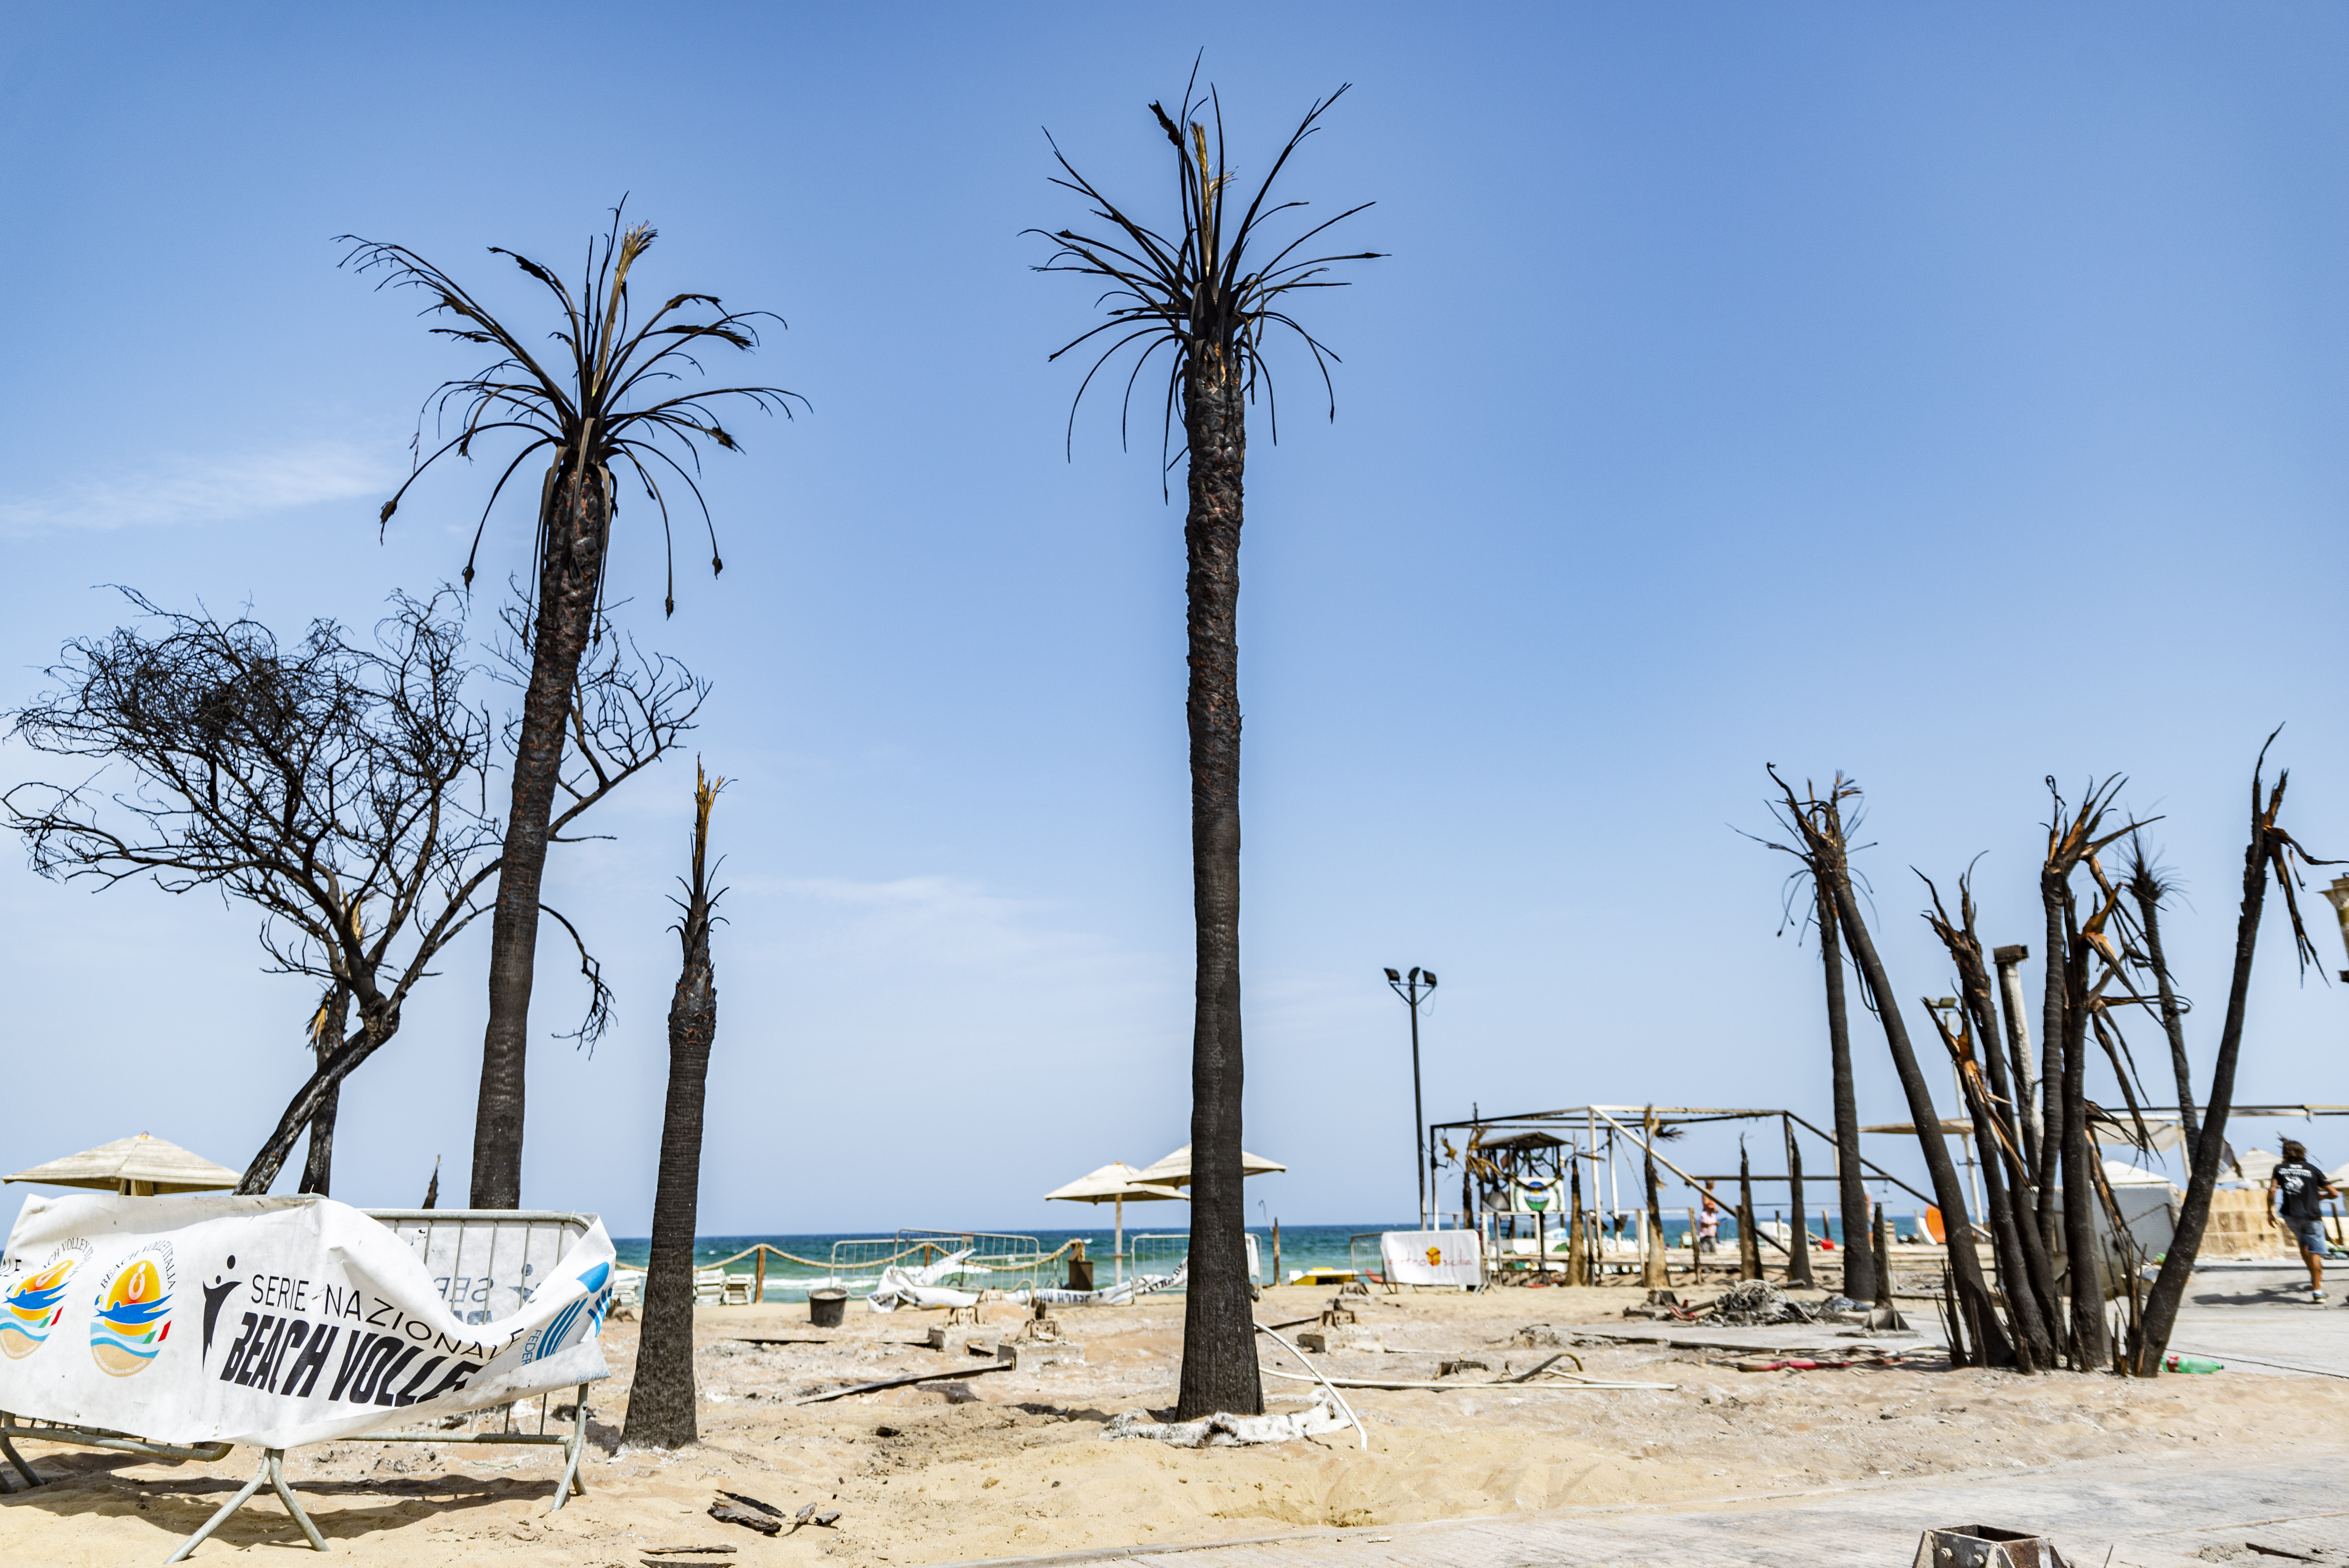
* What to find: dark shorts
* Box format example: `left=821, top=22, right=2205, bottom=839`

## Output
left=2287, top=1215, right=2330, bottom=1254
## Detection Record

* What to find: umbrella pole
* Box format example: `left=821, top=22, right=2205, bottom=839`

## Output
left=1116, top=1196, right=1124, bottom=1288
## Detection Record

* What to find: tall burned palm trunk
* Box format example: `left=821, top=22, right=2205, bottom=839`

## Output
left=626, top=765, right=724, bottom=1449
left=472, top=463, right=612, bottom=1207
left=1815, top=861, right=1875, bottom=1302
left=2133, top=747, right=2328, bottom=1372
left=1034, top=75, right=1377, bottom=1422
left=1772, top=770, right=2007, bottom=1363
left=1922, top=877, right=2055, bottom=1370
left=1761, top=776, right=1874, bottom=1301
left=1176, top=349, right=1260, bottom=1418
left=2037, top=779, right=2135, bottom=1368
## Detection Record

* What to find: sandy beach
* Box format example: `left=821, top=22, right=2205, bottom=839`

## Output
left=7, top=1278, right=2347, bottom=1566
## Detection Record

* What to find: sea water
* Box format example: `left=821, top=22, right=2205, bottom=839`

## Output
left=609, top=1213, right=1907, bottom=1300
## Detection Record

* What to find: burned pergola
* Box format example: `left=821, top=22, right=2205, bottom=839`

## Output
left=1431, top=1104, right=1935, bottom=1277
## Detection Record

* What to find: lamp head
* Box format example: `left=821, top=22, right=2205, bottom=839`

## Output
left=1384, top=968, right=1401, bottom=982
left=1424, top=970, right=1438, bottom=988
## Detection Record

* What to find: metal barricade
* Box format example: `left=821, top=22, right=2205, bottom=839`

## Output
left=3, top=1208, right=607, bottom=1562
left=1126, top=1232, right=1261, bottom=1291
left=895, top=1229, right=1046, bottom=1294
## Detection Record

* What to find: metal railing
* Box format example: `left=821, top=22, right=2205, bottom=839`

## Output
left=896, top=1229, right=1046, bottom=1294
left=1127, top=1232, right=1263, bottom=1290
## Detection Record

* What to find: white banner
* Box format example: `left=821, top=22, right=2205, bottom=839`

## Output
left=1379, top=1229, right=1482, bottom=1287
left=0, top=1193, right=613, bottom=1450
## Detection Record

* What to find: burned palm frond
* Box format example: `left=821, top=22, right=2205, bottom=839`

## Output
left=1029, top=67, right=1382, bottom=475
left=2086, top=1005, right=2157, bottom=1155
left=346, top=210, right=802, bottom=617
left=2122, top=834, right=2202, bottom=1154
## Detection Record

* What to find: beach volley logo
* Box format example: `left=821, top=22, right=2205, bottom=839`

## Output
left=89, top=1242, right=176, bottom=1377
left=519, top=1262, right=611, bottom=1366
left=2, top=1239, right=92, bottom=1360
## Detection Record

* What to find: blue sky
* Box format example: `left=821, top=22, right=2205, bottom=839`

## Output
left=4, top=4, right=2347, bottom=1236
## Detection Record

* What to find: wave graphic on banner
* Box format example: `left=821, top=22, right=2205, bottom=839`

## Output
left=90, top=1247, right=174, bottom=1377
left=523, top=1262, right=611, bottom=1365
left=3, top=1257, right=80, bottom=1359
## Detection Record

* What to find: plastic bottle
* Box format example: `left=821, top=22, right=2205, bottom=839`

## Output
left=2164, top=1354, right=2224, bottom=1374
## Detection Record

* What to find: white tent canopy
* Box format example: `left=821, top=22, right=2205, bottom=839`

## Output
left=2233, top=1149, right=2280, bottom=1184
left=1135, top=1145, right=1286, bottom=1188
left=4, top=1133, right=240, bottom=1195
left=2102, top=1158, right=2178, bottom=1189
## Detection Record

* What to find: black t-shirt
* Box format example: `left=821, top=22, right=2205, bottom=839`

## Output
left=2275, top=1160, right=2331, bottom=1221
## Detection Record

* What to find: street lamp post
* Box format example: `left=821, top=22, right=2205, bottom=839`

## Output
left=1385, top=966, right=1438, bottom=1229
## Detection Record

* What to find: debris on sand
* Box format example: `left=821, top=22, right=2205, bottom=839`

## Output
left=1103, top=1389, right=1353, bottom=1447
left=1501, top=1323, right=1569, bottom=1348
left=1700, top=1282, right=1821, bottom=1327
left=710, top=1491, right=786, bottom=1535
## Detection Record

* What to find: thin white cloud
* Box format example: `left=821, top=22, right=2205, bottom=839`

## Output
left=781, top=874, right=1133, bottom=977
left=0, top=443, right=392, bottom=536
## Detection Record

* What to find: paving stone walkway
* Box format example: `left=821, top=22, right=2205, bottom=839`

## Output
left=944, top=1453, right=2347, bottom=1568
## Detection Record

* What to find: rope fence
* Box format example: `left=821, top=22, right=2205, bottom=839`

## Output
left=619, top=1238, right=1090, bottom=1304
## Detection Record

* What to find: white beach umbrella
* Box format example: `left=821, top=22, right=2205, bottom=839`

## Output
left=4, top=1132, right=239, bottom=1195
left=2233, top=1148, right=2280, bottom=1184
left=1134, top=1144, right=1287, bottom=1187
left=1043, top=1162, right=1187, bottom=1286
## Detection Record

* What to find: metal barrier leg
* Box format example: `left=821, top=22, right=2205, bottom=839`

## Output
left=164, top=1449, right=327, bottom=1562
left=0, top=1415, right=43, bottom=1490
left=547, top=1383, right=589, bottom=1512
left=266, top=1449, right=330, bottom=1553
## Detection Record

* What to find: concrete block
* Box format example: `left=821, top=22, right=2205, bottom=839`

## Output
left=995, top=1340, right=1084, bottom=1370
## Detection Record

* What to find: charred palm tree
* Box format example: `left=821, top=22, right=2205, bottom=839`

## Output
left=1920, top=871, right=2055, bottom=1371
left=2035, top=778, right=2144, bottom=1367
left=1734, top=1143, right=1762, bottom=1281
left=626, top=763, right=725, bottom=1449
left=1754, top=775, right=1877, bottom=1301
left=344, top=212, right=796, bottom=1209
left=2133, top=738, right=2333, bottom=1373
left=1032, top=72, right=1378, bottom=1420
left=1780, top=1117, right=1814, bottom=1288
left=1769, top=768, right=2011, bottom=1365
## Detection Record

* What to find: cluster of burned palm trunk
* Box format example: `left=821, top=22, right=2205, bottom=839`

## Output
left=1764, top=747, right=2329, bottom=1376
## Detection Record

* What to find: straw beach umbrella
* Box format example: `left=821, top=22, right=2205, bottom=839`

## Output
left=1044, top=1163, right=1187, bottom=1286
left=5, top=1133, right=239, bottom=1196
left=1134, top=1145, right=1287, bottom=1186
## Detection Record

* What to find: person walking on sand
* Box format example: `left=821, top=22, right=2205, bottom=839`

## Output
left=2273, top=1140, right=2338, bottom=1304
left=1698, top=1187, right=1723, bottom=1255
